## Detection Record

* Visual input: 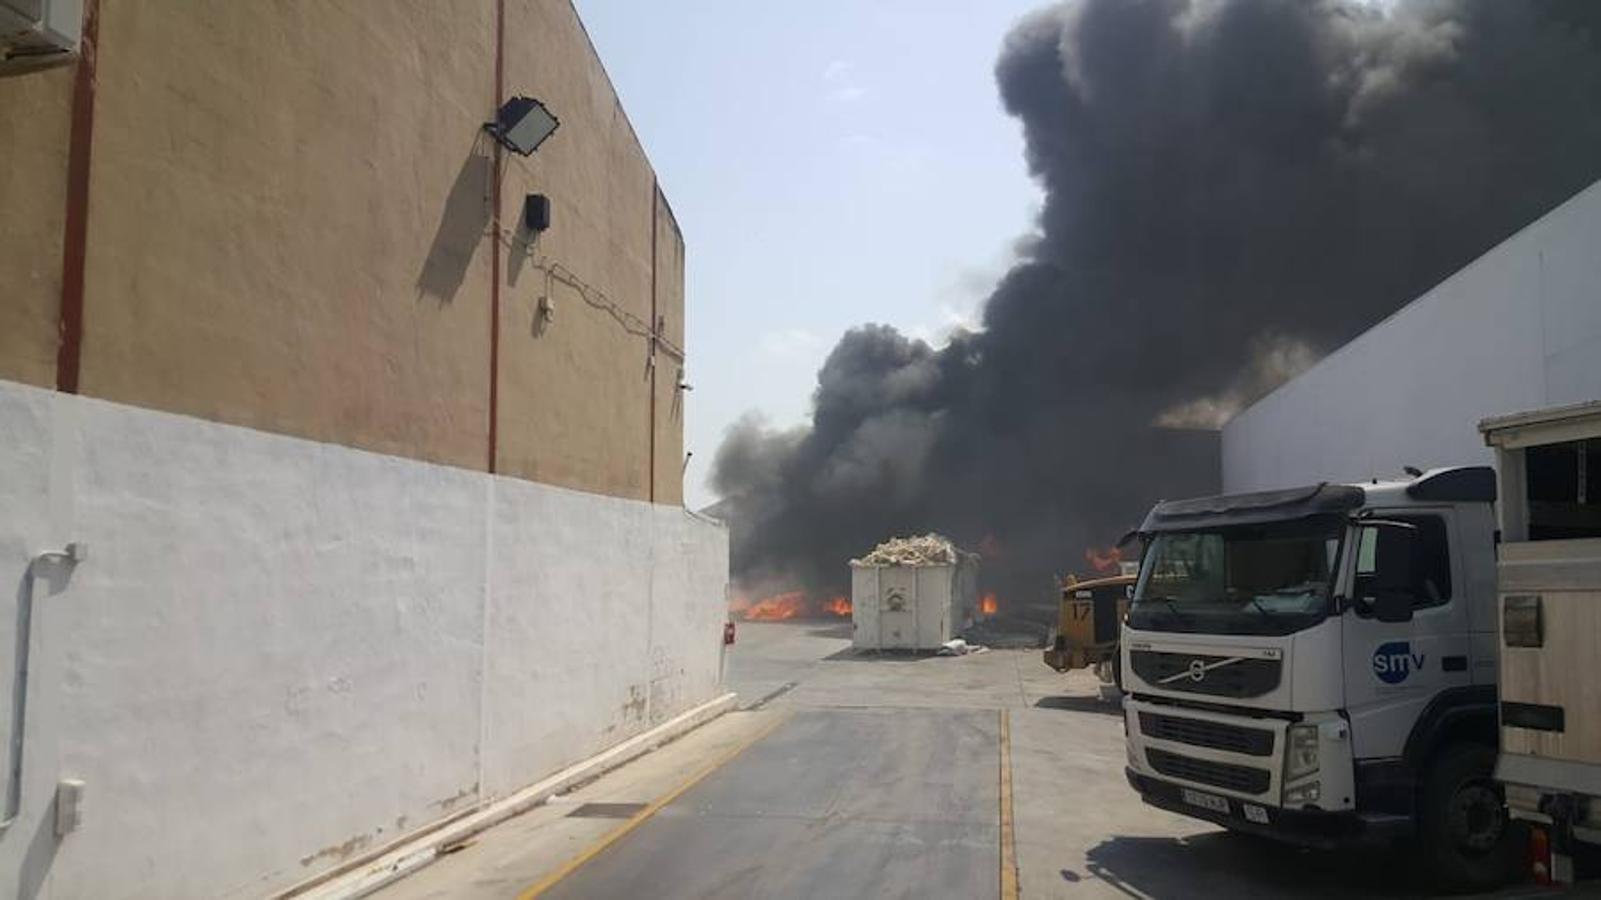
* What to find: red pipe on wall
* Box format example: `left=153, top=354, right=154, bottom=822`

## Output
left=649, top=182, right=659, bottom=502
left=56, top=0, right=100, bottom=395
left=487, top=0, right=505, bottom=474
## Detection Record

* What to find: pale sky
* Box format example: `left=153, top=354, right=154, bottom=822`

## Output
left=573, top=1, right=1049, bottom=508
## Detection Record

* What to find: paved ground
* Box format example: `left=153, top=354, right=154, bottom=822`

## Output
left=376, top=622, right=1538, bottom=899
left=543, top=707, right=999, bottom=900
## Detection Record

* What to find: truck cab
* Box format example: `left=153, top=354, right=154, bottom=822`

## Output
left=1121, top=467, right=1519, bottom=890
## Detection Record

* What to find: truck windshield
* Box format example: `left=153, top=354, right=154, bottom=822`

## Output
left=1129, top=518, right=1343, bottom=636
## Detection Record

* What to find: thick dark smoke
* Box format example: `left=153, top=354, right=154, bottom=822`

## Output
left=714, top=0, right=1601, bottom=614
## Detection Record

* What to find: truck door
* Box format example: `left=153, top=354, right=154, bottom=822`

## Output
left=1342, top=509, right=1474, bottom=759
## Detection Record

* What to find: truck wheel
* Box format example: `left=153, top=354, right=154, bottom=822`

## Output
left=1419, top=744, right=1522, bottom=893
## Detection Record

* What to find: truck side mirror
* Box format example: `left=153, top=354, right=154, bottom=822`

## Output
left=1356, top=520, right=1417, bottom=623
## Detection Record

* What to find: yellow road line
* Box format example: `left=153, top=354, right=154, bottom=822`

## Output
left=999, top=708, right=1019, bottom=900
left=517, top=712, right=789, bottom=899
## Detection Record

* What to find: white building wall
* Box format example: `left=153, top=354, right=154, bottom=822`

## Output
left=0, top=379, right=728, bottom=898
left=1223, top=179, right=1601, bottom=492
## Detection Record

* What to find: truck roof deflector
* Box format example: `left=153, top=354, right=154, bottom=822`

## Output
left=1140, top=483, right=1364, bottom=533
left=1404, top=466, right=1496, bottom=502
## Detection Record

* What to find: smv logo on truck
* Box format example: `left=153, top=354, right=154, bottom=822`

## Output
left=1372, top=641, right=1425, bottom=684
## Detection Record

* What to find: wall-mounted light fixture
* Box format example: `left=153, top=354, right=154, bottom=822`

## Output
left=524, top=194, right=552, bottom=233
left=484, top=96, right=560, bottom=156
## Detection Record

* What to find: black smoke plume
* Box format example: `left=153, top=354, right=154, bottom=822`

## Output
left=713, top=0, right=1601, bottom=615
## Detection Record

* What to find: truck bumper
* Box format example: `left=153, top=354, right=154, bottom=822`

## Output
left=1126, top=768, right=1408, bottom=850
left=1499, top=754, right=1601, bottom=832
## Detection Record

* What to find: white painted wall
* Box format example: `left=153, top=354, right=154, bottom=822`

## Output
left=0, top=379, right=728, bottom=898
left=1223, top=179, right=1601, bottom=492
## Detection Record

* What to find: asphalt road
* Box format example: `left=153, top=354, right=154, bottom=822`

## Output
left=543, top=707, right=1001, bottom=900
left=378, top=622, right=1550, bottom=899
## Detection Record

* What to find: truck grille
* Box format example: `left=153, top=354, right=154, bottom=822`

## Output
left=1147, top=747, right=1271, bottom=795
left=1129, top=651, right=1281, bottom=698
left=1139, top=712, right=1274, bottom=757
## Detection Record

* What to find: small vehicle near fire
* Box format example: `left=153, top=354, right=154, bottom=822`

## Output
left=1044, top=568, right=1136, bottom=700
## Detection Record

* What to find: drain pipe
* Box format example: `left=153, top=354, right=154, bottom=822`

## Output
left=1, top=543, right=86, bottom=830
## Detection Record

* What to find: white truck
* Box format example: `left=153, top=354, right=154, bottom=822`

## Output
left=1481, top=401, right=1601, bottom=884
left=1120, top=467, right=1521, bottom=891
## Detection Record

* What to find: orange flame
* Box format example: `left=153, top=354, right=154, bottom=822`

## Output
left=732, top=591, right=807, bottom=621
left=979, top=592, right=999, bottom=616
left=1084, top=545, right=1122, bottom=575
left=822, top=595, right=852, bottom=617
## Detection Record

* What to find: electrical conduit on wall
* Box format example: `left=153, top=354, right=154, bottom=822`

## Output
left=487, top=0, right=505, bottom=474
left=55, top=0, right=99, bottom=395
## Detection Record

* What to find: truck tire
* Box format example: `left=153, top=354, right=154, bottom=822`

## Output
left=1418, top=744, right=1522, bottom=893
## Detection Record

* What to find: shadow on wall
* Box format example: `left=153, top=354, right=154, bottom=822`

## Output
left=416, top=143, right=493, bottom=305
left=10, top=563, right=71, bottom=900
left=16, top=790, right=57, bottom=900
left=507, top=224, right=537, bottom=289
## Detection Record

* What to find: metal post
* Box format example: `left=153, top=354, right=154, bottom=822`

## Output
left=3, top=545, right=84, bottom=830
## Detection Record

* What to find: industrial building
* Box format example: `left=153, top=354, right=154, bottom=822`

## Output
left=1224, top=178, right=1601, bottom=492
left=0, top=1, right=727, bottom=896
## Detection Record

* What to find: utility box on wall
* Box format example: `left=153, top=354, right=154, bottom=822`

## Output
left=849, top=554, right=978, bottom=651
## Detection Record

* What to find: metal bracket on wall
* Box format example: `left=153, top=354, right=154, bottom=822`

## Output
left=1, top=544, right=86, bottom=831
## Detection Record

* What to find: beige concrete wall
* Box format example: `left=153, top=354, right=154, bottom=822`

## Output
left=1, top=0, right=685, bottom=502
left=494, top=0, right=685, bottom=502
left=0, top=66, right=73, bottom=388
left=76, top=0, right=496, bottom=471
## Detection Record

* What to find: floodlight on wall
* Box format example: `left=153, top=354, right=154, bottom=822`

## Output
left=484, top=96, right=561, bottom=156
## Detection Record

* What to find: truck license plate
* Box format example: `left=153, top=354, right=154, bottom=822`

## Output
left=1181, top=788, right=1230, bottom=814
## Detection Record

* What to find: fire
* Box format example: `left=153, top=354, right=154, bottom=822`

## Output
left=979, top=592, right=999, bottom=616
left=728, top=587, right=853, bottom=621
left=734, top=591, right=806, bottom=621
left=1084, top=545, right=1122, bottom=575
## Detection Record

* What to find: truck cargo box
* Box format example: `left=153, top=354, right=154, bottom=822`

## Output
left=1481, top=400, right=1601, bottom=871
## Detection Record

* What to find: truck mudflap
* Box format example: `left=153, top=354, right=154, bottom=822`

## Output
left=1125, top=768, right=1410, bottom=850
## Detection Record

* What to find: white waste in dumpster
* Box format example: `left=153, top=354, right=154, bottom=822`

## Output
left=853, top=533, right=960, bottom=566
left=849, top=534, right=979, bottom=651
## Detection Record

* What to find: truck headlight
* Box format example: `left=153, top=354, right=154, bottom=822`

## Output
left=1285, top=781, right=1321, bottom=805
left=1285, top=724, right=1319, bottom=780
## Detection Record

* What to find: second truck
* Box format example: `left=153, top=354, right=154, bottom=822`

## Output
left=1481, top=401, right=1601, bottom=884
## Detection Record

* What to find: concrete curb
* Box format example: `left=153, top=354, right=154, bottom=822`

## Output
left=278, top=692, right=740, bottom=899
